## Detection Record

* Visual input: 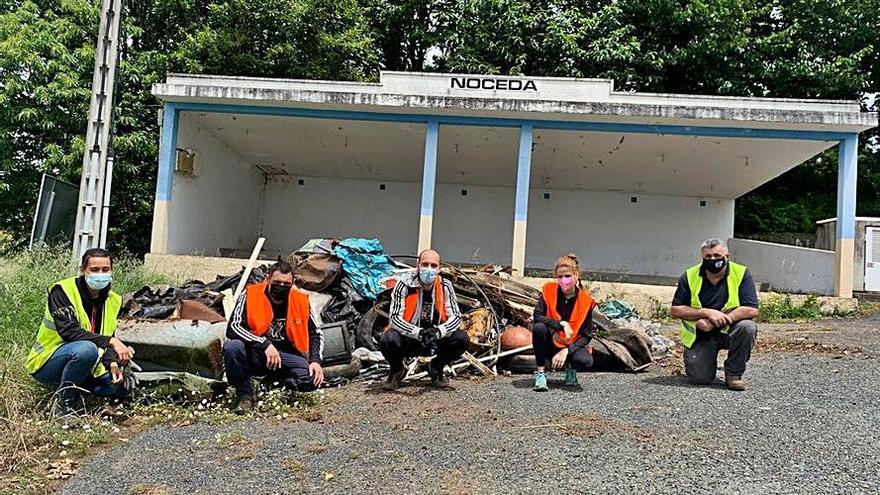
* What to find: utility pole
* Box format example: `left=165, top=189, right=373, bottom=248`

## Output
left=72, top=0, right=123, bottom=264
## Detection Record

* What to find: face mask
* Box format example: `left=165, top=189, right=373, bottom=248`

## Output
left=269, top=283, right=292, bottom=300
left=419, top=267, right=438, bottom=285
left=85, top=273, right=112, bottom=291
left=557, top=274, right=577, bottom=291
left=702, top=257, right=728, bottom=274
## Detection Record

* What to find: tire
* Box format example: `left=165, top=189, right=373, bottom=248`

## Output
left=500, top=353, right=537, bottom=374
left=356, top=301, right=390, bottom=351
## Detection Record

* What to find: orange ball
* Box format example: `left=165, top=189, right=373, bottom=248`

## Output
left=500, top=326, right=532, bottom=350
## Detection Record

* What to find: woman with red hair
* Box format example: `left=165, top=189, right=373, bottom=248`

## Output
left=532, top=254, right=597, bottom=391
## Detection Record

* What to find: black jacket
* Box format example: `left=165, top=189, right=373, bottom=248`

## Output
left=47, top=276, right=120, bottom=367
left=226, top=286, right=324, bottom=364
left=533, top=286, right=595, bottom=354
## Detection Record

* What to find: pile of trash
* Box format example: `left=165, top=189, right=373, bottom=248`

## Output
left=599, top=299, right=676, bottom=359
left=117, top=238, right=671, bottom=389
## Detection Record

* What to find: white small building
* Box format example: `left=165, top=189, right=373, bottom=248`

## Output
left=816, top=217, right=880, bottom=293
left=149, top=72, right=876, bottom=296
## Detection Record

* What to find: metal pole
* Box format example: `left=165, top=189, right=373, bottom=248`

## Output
left=71, top=0, right=123, bottom=265
left=99, top=151, right=114, bottom=248
left=29, top=173, right=48, bottom=249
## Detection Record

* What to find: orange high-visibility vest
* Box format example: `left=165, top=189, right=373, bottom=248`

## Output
left=403, top=276, right=447, bottom=324
left=246, top=282, right=310, bottom=354
left=541, top=282, right=595, bottom=348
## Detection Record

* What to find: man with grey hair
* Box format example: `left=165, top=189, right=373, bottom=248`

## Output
left=671, top=238, right=759, bottom=390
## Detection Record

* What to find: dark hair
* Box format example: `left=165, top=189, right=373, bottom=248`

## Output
left=81, top=248, right=113, bottom=269
left=267, top=259, right=293, bottom=276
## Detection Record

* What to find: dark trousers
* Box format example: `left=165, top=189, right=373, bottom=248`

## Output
left=32, top=341, right=129, bottom=404
left=222, top=339, right=315, bottom=397
left=532, top=322, right=593, bottom=371
left=684, top=319, right=757, bottom=384
left=379, top=328, right=469, bottom=374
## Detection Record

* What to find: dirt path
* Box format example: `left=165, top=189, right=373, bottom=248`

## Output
left=58, top=316, right=880, bottom=495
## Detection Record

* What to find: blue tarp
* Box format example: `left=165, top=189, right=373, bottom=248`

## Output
left=334, top=238, right=396, bottom=299
left=599, top=299, right=639, bottom=319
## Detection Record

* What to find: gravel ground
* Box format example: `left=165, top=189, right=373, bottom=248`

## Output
left=61, top=318, right=880, bottom=495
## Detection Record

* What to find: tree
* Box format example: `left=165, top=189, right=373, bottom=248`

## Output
left=0, top=0, right=98, bottom=248
left=1, top=0, right=877, bottom=255
left=0, top=0, right=379, bottom=255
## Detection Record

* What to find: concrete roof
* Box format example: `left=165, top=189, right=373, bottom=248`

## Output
left=154, top=72, right=877, bottom=132
left=153, top=72, right=877, bottom=199
left=817, top=217, right=880, bottom=225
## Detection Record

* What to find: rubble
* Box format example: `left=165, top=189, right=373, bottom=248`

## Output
left=118, top=240, right=670, bottom=390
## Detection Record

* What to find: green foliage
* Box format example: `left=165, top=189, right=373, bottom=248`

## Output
left=432, top=0, right=641, bottom=77
left=758, top=293, right=823, bottom=322
left=0, top=0, right=380, bottom=255
left=0, top=0, right=878, bottom=254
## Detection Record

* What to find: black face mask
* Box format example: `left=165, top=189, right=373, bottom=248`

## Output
left=702, top=257, right=728, bottom=274
left=269, top=283, right=292, bottom=301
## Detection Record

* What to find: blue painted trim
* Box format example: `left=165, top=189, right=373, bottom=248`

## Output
left=420, top=120, right=439, bottom=216
left=514, top=125, right=534, bottom=222
left=836, top=134, right=859, bottom=240
left=156, top=103, right=179, bottom=201
left=167, top=101, right=851, bottom=142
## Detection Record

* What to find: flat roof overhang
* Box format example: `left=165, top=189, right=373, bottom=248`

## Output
left=153, top=72, right=877, bottom=199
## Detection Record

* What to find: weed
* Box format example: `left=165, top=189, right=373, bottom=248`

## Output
left=129, top=483, right=173, bottom=495
left=215, top=428, right=247, bottom=449
left=759, top=294, right=823, bottom=322
left=649, top=298, right=671, bottom=320
left=852, top=301, right=880, bottom=318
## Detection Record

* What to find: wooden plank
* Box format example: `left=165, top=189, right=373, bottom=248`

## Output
left=232, top=237, right=266, bottom=303
left=462, top=351, right=496, bottom=376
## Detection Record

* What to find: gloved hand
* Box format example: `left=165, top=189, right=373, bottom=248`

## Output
left=419, top=326, right=441, bottom=355
left=122, top=360, right=142, bottom=392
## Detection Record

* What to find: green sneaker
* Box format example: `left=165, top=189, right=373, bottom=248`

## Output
left=533, top=371, right=549, bottom=392
left=564, top=367, right=578, bottom=386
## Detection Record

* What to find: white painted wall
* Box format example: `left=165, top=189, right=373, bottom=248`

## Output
left=260, top=177, right=420, bottom=256
left=729, top=238, right=835, bottom=295
left=526, top=191, right=734, bottom=276
left=259, top=175, right=731, bottom=276
left=167, top=114, right=262, bottom=255
left=433, top=184, right=514, bottom=265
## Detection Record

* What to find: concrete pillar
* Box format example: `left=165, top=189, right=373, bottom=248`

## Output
left=150, top=103, right=179, bottom=254
left=417, top=120, right=439, bottom=253
left=834, top=134, right=859, bottom=297
left=511, top=124, right=534, bottom=276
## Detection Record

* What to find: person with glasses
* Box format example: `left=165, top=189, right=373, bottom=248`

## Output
left=532, top=253, right=597, bottom=391
left=671, top=238, right=759, bottom=390
left=223, top=260, right=324, bottom=413
left=379, top=249, right=467, bottom=390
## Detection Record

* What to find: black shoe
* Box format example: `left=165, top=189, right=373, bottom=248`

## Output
left=235, top=396, right=254, bottom=415
left=51, top=398, right=79, bottom=419
left=428, top=363, right=450, bottom=389
left=383, top=369, right=406, bottom=391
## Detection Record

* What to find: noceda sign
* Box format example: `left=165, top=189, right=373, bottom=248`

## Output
left=450, top=77, right=538, bottom=91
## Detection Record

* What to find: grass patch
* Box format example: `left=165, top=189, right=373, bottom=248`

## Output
left=852, top=301, right=880, bottom=318
left=649, top=298, right=671, bottom=321
left=758, top=293, right=823, bottom=322
left=214, top=428, right=247, bottom=449
left=128, top=483, right=173, bottom=495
